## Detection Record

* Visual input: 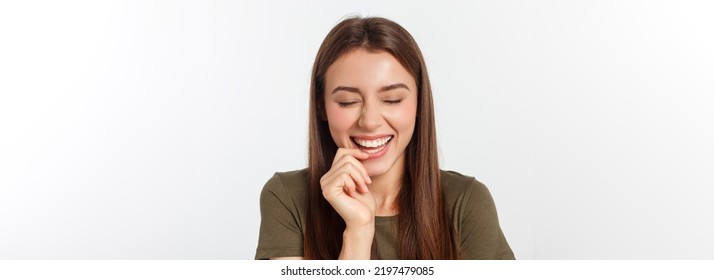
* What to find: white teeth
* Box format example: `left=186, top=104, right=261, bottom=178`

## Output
left=363, top=143, right=388, bottom=154
left=353, top=136, right=392, bottom=148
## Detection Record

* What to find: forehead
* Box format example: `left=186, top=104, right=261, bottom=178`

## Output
left=325, top=48, right=416, bottom=90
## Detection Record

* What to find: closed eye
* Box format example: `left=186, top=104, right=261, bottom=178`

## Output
left=338, top=101, right=359, bottom=107
left=385, top=99, right=402, bottom=104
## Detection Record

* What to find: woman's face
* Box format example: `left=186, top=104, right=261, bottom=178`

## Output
left=324, top=48, right=418, bottom=177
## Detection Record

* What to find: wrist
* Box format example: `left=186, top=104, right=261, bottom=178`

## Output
left=344, top=223, right=375, bottom=237
left=339, top=224, right=375, bottom=260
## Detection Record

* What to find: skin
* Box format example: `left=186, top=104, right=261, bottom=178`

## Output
left=324, top=48, right=418, bottom=259
left=272, top=48, right=417, bottom=260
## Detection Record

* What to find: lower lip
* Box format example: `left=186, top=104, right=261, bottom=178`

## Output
left=357, top=139, right=391, bottom=160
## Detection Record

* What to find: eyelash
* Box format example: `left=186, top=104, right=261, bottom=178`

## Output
left=337, top=100, right=402, bottom=107
left=338, top=102, right=359, bottom=107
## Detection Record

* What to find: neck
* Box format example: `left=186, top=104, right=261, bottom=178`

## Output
left=368, top=156, right=404, bottom=217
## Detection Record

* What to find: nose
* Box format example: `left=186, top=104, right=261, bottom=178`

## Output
left=358, top=100, right=382, bottom=131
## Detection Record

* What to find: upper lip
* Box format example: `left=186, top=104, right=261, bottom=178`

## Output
left=350, top=134, right=393, bottom=140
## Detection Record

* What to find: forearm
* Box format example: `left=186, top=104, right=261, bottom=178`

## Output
left=338, top=224, right=375, bottom=260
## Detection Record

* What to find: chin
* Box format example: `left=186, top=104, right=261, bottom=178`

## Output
left=363, top=161, right=392, bottom=177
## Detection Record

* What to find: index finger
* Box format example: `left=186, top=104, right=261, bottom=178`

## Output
left=332, top=148, right=370, bottom=167
left=333, top=148, right=372, bottom=187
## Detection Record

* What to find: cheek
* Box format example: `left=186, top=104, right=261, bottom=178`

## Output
left=325, top=105, right=357, bottom=145
left=389, top=101, right=418, bottom=137
left=326, top=106, right=353, bottom=130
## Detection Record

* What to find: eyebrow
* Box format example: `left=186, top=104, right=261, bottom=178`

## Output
left=331, top=83, right=410, bottom=94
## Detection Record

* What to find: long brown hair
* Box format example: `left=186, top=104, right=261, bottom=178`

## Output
left=304, top=16, right=458, bottom=259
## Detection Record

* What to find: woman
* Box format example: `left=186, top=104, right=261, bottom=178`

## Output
left=255, top=16, right=514, bottom=260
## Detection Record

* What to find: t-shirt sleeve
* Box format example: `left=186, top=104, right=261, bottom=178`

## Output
left=458, top=179, right=515, bottom=260
left=254, top=173, right=304, bottom=259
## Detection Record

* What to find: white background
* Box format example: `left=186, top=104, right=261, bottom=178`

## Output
left=1, top=0, right=713, bottom=260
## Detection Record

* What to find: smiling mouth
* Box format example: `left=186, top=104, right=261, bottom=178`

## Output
left=351, top=136, right=393, bottom=154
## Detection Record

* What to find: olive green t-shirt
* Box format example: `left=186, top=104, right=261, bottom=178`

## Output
left=255, top=169, right=515, bottom=260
